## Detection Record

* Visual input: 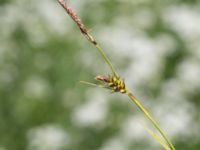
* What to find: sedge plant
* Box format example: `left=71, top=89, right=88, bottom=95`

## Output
left=58, top=0, right=176, bottom=150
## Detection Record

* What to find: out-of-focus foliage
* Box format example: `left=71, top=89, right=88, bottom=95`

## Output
left=0, top=0, right=200, bottom=150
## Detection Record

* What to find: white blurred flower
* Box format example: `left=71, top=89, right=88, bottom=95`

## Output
left=121, top=115, right=147, bottom=141
left=27, top=125, right=69, bottom=150
left=177, top=58, right=200, bottom=93
left=163, top=5, right=200, bottom=39
left=98, top=136, right=127, bottom=150
left=23, top=76, right=51, bottom=99
left=72, top=89, right=108, bottom=127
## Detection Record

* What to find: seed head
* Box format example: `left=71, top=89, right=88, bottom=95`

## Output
left=58, top=0, right=97, bottom=45
left=95, top=75, right=127, bottom=94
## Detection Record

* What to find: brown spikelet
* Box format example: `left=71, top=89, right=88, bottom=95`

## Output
left=58, top=0, right=97, bottom=45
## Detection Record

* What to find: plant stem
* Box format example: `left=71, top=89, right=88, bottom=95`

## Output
left=57, top=0, right=118, bottom=77
left=95, top=44, right=118, bottom=77
left=143, top=125, right=171, bottom=150
left=126, top=91, right=176, bottom=150
left=58, top=1, right=176, bottom=149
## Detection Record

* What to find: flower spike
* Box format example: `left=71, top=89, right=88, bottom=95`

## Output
left=95, top=75, right=127, bottom=94
left=58, top=1, right=176, bottom=149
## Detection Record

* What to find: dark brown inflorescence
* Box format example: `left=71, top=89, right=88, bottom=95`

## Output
left=58, top=0, right=97, bottom=45
left=95, top=75, right=127, bottom=94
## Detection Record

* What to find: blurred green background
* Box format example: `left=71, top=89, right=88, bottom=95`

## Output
left=0, top=0, right=200, bottom=150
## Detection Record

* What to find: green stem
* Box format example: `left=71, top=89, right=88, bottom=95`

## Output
left=143, top=125, right=171, bottom=150
left=58, top=1, right=175, bottom=149
left=127, top=91, right=176, bottom=150
left=95, top=44, right=118, bottom=77
left=92, top=36, right=175, bottom=150
left=86, top=31, right=176, bottom=150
